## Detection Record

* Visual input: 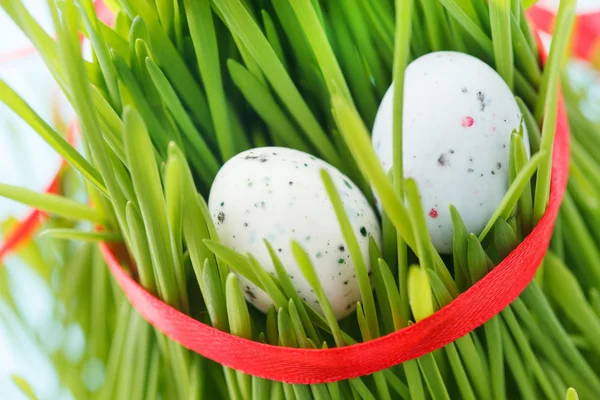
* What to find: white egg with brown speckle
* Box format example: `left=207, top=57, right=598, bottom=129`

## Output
left=372, top=51, right=529, bottom=253
left=208, top=147, right=381, bottom=319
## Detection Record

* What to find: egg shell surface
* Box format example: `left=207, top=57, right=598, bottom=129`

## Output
left=372, top=51, right=529, bottom=253
left=208, top=147, right=381, bottom=320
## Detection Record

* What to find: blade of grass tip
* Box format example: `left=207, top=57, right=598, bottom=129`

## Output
left=330, top=96, right=416, bottom=252
left=291, top=241, right=344, bottom=346
left=229, top=27, right=268, bottom=86
left=450, top=205, right=471, bottom=290
left=265, top=240, right=321, bottom=344
left=113, top=55, right=171, bottom=158
left=278, top=308, right=312, bottom=400
left=321, top=169, right=379, bottom=338
left=467, top=233, right=489, bottom=283
left=114, top=10, right=132, bottom=39
left=566, top=388, right=579, bottom=400
left=213, top=0, right=341, bottom=167
left=39, top=228, right=122, bottom=242
left=499, top=320, right=537, bottom=399
left=368, top=240, right=394, bottom=334
left=247, top=254, right=288, bottom=308
left=124, top=107, right=179, bottom=308
left=378, top=259, right=405, bottom=330
left=287, top=299, right=309, bottom=349
left=544, top=252, right=600, bottom=356
left=227, top=59, right=311, bottom=153
left=404, top=180, right=434, bottom=271
left=510, top=13, right=541, bottom=88
left=196, top=195, right=230, bottom=288
left=512, top=131, right=534, bottom=234
left=501, top=306, right=556, bottom=399
left=204, top=240, right=263, bottom=289
left=0, top=183, right=105, bottom=224
left=515, top=97, right=541, bottom=154
left=408, top=265, right=434, bottom=323
left=520, top=283, right=600, bottom=393
left=11, top=376, right=37, bottom=400
left=78, top=0, right=121, bottom=111
left=184, top=0, right=236, bottom=161
left=266, top=306, right=279, bottom=346
left=126, top=201, right=158, bottom=294
left=225, top=273, right=252, bottom=400
left=165, top=144, right=189, bottom=312
left=0, top=80, right=107, bottom=196
left=356, top=303, right=370, bottom=341
left=124, top=3, right=214, bottom=134
left=534, top=0, right=576, bottom=123
left=478, top=151, right=545, bottom=241
left=182, top=196, right=216, bottom=288
left=91, top=87, right=126, bottom=162
left=493, top=217, right=518, bottom=259
left=489, top=0, right=514, bottom=90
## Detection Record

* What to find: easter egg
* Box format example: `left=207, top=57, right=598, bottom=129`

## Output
left=208, top=147, right=381, bottom=319
left=372, top=51, right=529, bottom=253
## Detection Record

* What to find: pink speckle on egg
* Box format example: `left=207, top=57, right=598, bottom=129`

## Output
left=429, top=208, right=439, bottom=219
left=492, top=127, right=497, bottom=132
left=462, top=116, right=474, bottom=127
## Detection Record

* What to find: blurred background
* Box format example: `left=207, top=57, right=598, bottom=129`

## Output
left=0, top=0, right=599, bottom=398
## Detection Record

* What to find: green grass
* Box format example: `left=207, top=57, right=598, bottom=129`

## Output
left=0, top=0, right=595, bottom=399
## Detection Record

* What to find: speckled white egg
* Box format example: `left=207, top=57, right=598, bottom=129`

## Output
left=208, top=147, right=381, bottom=319
left=372, top=51, right=529, bottom=253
